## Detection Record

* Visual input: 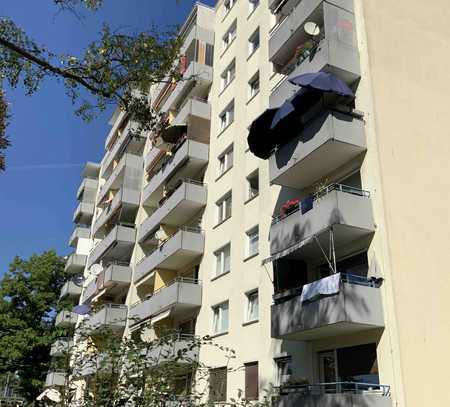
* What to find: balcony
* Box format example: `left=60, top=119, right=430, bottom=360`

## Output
left=142, top=139, right=209, bottom=207
left=269, top=0, right=359, bottom=98
left=50, top=337, right=74, bottom=357
left=87, top=224, right=136, bottom=268
left=68, top=226, right=90, bottom=247
left=84, top=304, right=128, bottom=334
left=73, top=202, right=95, bottom=224
left=138, top=181, right=207, bottom=243
left=134, top=228, right=204, bottom=284
left=271, top=274, right=384, bottom=340
left=45, top=371, right=67, bottom=388
left=129, top=278, right=201, bottom=326
left=96, top=153, right=142, bottom=205
left=64, top=253, right=87, bottom=275
left=172, top=97, right=211, bottom=126
left=55, top=310, right=78, bottom=327
left=270, top=185, right=374, bottom=259
left=77, top=177, right=98, bottom=200
left=59, top=280, right=82, bottom=300
left=92, top=188, right=140, bottom=238
left=161, top=62, right=213, bottom=113
left=144, top=334, right=199, bottom=365
left=273, top=383, right=392, bottom=407
left=81, top=263, right=132, bottom=304
left=269, top=110, right=365, bottom=189
left=101, top=122, right=146, bottom=179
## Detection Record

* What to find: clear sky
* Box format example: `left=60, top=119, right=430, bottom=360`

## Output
left=0, top=0, right=215, bottom=276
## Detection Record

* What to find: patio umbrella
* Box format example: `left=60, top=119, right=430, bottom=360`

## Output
left=73, top=304, right=91, bottom=315
left=270, top=87, right=322, bottom=130
left=288, top=72, right=354, bottom=97
left=247, top=108, right=278, bottom=159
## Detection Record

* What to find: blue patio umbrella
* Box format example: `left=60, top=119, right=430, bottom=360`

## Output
left=73, top=304, right=91, bottom=315
left=288, top=72, right=354, bottom=97
left=270, top=87, right=322, bottom=130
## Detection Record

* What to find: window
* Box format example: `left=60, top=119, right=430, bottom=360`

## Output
left=246, top=227, right=259, bottom=258
left=214, top=244, right=231, bottom=278
left=218, top=145, right=234, bottom=176
left=245, top=290, right=259, bottom=322
left=219, top=100, right=235, bottom=131
left=248, top=71, right=260, bottom=99
left=248, top=0, right=260, bottom=14
left=223, top=0, right=236, bottom=16
left=209, top=367, right=227, bottom=402
left=222, top=20, right=237, bottom=51
left=212, top=302, right=229, bottom=335
left=221, top=60, right=236, bottom=91
left=246, top=170, right=259, bottom=200
left=245, top=362, right=259, bottom=400
left=248, top=28, right=260, bottom=57
left=216, top=192, right=232, bottom=224
left=275, top=357, right=292, bottom=386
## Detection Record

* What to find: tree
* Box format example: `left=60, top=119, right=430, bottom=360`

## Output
left=0, top=250, right=67, bottom=401
left=47, top=320, right=272, bottom=407
left=0, top=0, right=184, bottom=170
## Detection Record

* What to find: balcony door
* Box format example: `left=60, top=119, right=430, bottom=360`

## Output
left=318, top=351, right=338, bottom=383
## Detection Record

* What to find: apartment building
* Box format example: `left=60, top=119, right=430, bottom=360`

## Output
left=46, top=1, right=450, bottom=407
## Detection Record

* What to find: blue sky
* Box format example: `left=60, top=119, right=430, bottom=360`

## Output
left=0, top=0, right=215, bottom=276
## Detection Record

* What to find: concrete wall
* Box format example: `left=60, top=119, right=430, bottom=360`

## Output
left=353, top=1, right=450, bottom=406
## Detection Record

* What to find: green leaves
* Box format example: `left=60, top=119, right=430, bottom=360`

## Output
left=0, top=250, right=66, bottom=401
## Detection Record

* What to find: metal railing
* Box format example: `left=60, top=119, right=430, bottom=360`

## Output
left=278, top=382, right=390, bottom=397
left=272, top=184, right=370, bottom=224
left=157, top=178, right=205, bottom=207
left=131, top=277, right=200, bottom=308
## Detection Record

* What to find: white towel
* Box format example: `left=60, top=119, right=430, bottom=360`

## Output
left=300, top=273, right=341, bottom=302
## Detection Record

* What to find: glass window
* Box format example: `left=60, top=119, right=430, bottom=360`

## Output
left=248, top=71, right=260, bottom=99
left=275, top=357, right=292, bottom=386
left=216, top=193, right=232, bottom=224
left=209, top=367, right=227, bottom=402
left=248, top=28, right=260, bottom=56
left=219, top=100, right=235, bottom=131
left=221, top=60, right=236, bottom=91
left=246, top=290, right=259, bottom=322
left=215, top=244, right=231, bottom=277
left=224, top=0, right=236, bottom=15
left=249, top=0, right=260, bottom=14
left=246, top=227, right=259, bottom=257
left=246, top=170, right=259, bottom=200
left=222, top=20, right=237, bottom=50
left=218, top=145, right=234, bottom=176
left=212, top=302, right=229, bottom=334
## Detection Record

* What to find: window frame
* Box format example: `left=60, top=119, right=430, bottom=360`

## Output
left=212, top=301, right=229, bottom=335
left=244, top=361, right=259, bottom=400
left=214, top=243, right=231, bottom=279
left=245, top=289, right=259, bottom=323
left=248, top=71, right=260, bottom=100
left=222, top=20, right=237, bottom=52
left=248, top=0, right=260, bottom=16
left=246, top=169, right=259, bottom=202
left=220, top=59, right=236, bottom=92
left=275, top=356, right=293, bottom=387
left=217, top=144, right=234, bottom=178
left=246, top=226, right=259, bottom=259
left=216, top=191, right=232, bottom=225
left=219, top=100, right=235, bottom=132
left=248, top=28, right=260, bottom=58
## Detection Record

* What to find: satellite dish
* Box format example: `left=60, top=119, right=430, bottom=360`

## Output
left=90, top=264, right=103, bottom=276
left=304, top=22, right=320, bottom=37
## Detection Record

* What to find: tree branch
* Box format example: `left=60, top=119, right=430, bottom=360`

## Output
left=0, top=36, right=112, bottom=98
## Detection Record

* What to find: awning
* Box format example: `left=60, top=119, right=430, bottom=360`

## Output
left=160, top=124, right=187, bottom=144
left=261, top=235, right=315, bottom=265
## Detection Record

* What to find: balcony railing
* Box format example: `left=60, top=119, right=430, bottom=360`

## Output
left=68, top=225, right=90, bottom=248
left=143, top=333, right=199, bottom=364
left=129, top=277, right=202, bottom=326
left=271, top=273, right=384, bottom=340
left=273, top=382, right=391, bottom=407
left=73, top=202, right=95, bottom=224
left=59, top=279, right=82, bottom=299
left=269, top=184, right=374, bottom=259
left=45, top=371, right=67, bottom=388
left=268, top=110, right=366, bottom=189
left=87, top=224, right=136, bottom=268
left=83, top=304, right=128, bottom=334
left=64, top=253, right=87, bottom=275
left=55, top=310, right=78, bottom=327
left=134, top=227, right=204, bottom=283
left=138, top=180, right=207, bottom=243
left=142, top=139, right=209, bottom=207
